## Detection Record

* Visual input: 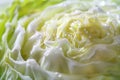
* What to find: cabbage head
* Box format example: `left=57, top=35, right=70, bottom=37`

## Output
left=0, top=0, right=120, bottom=80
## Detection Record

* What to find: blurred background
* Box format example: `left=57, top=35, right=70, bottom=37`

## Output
left=0, top=0, right=13, bottom=14
left=0, top=0, right=13, bottom=5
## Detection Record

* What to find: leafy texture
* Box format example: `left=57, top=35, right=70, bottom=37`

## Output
left=0, top=0, right=120, bottom=80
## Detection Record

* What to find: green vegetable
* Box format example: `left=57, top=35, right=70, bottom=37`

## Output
left=0, top=0, right=120, bottom=80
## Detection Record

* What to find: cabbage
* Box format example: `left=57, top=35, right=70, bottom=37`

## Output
left=0, top=0, right=120, bottom=80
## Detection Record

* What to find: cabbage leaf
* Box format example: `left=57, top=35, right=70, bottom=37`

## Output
left=0, top=0, right=120, bottom=80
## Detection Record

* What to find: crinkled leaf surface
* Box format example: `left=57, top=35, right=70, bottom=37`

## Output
left=0, top=0, right=120, bottom=80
